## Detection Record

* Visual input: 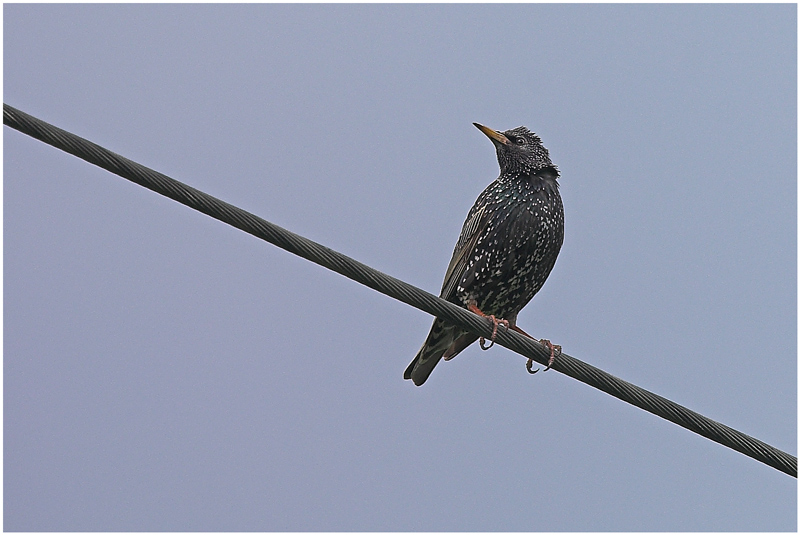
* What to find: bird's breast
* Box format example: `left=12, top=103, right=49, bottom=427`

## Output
left=456, top=181, right=563, bottom=316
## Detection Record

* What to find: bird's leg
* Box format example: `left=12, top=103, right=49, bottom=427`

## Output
left=467, top=301, right=509, bottom=350
left=509, top=325, right=561, bottom=373
left=509, top=325, right=541, bottom=374
left=465, top=301, right=561, bottom=371
left=538, top=339, right=562, bottom=371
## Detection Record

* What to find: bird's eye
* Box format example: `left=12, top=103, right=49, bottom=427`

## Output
left=515, top=137, right=526, bottom=145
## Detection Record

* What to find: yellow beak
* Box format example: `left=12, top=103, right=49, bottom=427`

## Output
left=473, top=123, right=509, bottom=145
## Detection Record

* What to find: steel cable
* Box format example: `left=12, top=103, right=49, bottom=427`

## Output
left=4, top=103, right=795, bottom=477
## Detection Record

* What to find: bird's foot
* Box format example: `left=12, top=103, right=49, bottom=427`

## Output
left=538, top=339, right=562, bottom=371
left=467, top=301, right=509, bottom=350
left=478, top=316, right=509, bottom=350
left=508, top=325, right=543, bottom=374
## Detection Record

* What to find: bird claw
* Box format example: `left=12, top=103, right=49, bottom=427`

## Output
left=539, top=339, right=561, bottom=371
left=525, top=340, right=560, bottom=375
left=479, top=315, right=508, bottom=351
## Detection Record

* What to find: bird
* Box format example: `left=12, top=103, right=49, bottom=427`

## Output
left=404, top=122, right=564, bottom=386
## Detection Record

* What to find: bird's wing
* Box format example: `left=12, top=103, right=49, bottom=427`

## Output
left=439, top=203, right=491, bottom=300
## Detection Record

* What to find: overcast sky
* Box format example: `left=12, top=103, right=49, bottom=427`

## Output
left=4, top=4, right=796, bottom=531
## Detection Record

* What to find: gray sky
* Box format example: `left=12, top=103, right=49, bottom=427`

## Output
left=4, top=4, right=796, bottom=531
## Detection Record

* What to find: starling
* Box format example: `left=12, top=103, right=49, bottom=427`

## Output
left=404, top=123, right=564, bottom=386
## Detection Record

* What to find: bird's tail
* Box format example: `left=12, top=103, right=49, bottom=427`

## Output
left=405, top=318, right=475, bottom=386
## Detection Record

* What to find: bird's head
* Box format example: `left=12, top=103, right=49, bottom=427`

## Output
left=473, top=123, right=555, bottom=177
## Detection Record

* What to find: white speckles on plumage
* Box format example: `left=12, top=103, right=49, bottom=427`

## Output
left=405, top=123, right=564, bottom=386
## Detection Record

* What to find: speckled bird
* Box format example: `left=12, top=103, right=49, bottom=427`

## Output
left=404, top=123, right=564, bottom=386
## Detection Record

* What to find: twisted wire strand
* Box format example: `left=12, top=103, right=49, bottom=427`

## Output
left=5, top=103, right=795, bottom=477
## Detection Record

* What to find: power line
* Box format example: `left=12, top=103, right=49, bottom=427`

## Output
left=4, top=103, right=796, bottom=478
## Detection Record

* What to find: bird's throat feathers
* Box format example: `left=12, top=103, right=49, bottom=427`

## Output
left=501, top=164, right=560, bottom=190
